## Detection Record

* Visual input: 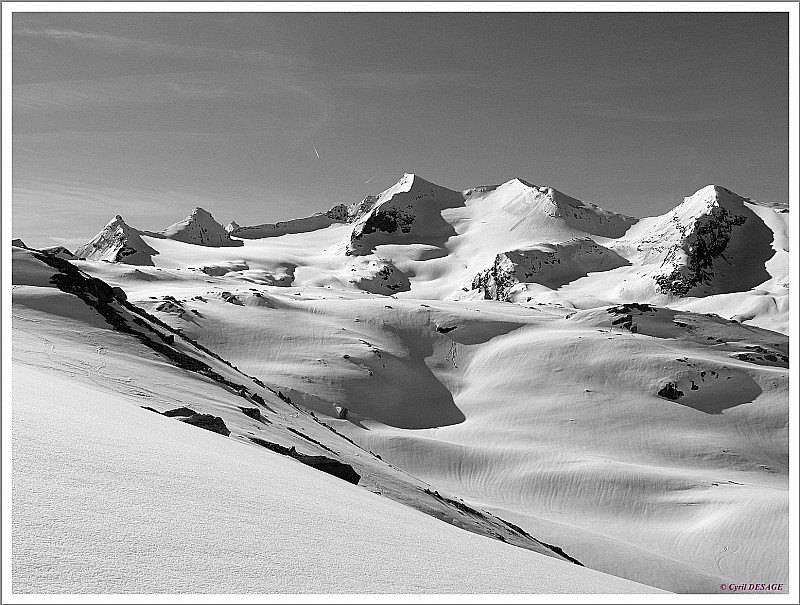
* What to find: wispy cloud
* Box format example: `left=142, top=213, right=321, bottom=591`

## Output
left=337, top=69, right=482, bottom=91
left=567, top=100, right=727, bottom=123
left=12, top=177, right=192, bottom=217
left=12, top=69, right=328, bottom=137
left=14, top=71, right=256, bottom=113
left=14, top=25, right=309, bottom=71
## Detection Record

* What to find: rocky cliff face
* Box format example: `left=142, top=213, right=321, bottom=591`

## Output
left=653, top=205, right=747, bottom=296
left=628, top=185, right=767, bottom=297
left=348, top=174, right=464, bottom=254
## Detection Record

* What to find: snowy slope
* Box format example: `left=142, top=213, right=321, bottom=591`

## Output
left=100, top=272, right=786, bottom=593
left=12, top=246, right=665, bottom=594
left=11, top=172, right=791, bottom=595
left=12, top=363, right=659, bottom=594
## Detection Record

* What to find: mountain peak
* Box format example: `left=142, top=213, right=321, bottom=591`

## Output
left=676, top=184, right=749, bottom=217
left=161, top=207, right=243, bottom=248
left=75, top=215, right=158, bottom=265
left=394, top=172, right=435, bottom=192
left=189, top=207, right=214, bottom=218
left=511, top=177, right=538, bottom=189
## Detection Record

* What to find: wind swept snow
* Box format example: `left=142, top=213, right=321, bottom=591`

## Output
left=11, top=172, right=790, bottom=595
left=12, top=365, right=659, bottom=594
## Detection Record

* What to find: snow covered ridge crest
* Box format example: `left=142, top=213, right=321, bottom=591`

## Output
left=500, top=178, right=639, bottom=239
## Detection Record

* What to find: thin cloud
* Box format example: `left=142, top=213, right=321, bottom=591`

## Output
left=12, top=69, right=322, bottom=116
left=337, top=70, right=483, bottom=91
left=567, top=101, right=727, bottom=123
left=14, top=25, right=309, bottom=71
left=12, top=177, right=187, bottom=216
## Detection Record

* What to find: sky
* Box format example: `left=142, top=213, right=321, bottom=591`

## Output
left=10, top=9, right=790, bottom=248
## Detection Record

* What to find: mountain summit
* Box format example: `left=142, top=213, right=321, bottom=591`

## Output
left=617, top=184, right=776, bottom=297
left=160, top=207, right=243, bottom=247
left=74, top=215, right=159, bottom=265
left=67, top=174, right=787, bottom=331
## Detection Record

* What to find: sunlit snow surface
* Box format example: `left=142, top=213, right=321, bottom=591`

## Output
left=10, top=176, right=789, bottom=594
left=12, top=366, right=657, bottom=594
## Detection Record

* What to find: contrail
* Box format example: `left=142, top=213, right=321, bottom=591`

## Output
left=364, top=174, right=376, bottom=184
left=312, top=143, right=320, bottom=159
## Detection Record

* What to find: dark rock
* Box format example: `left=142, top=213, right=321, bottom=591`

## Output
left=111, top=286, right=127, bottom=301
left=240, top=406, right=261, bottom=420
left=654, top=204, right=748, bottom=296
left=249, top=437, right=359, bottom=484
left=221, top=291, right=243, bottom=305
left=162, top=406, right=197, bottom=417
left=436, top=325, right=457, bottom=333
left=179, top=413, right=231, bottom=436
left=658, top=382, right=684, bottom=400
left=296, top=455, right=360, bottom=484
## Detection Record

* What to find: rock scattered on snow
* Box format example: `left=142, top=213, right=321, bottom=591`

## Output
left=657, top=382, right=684, bottom=400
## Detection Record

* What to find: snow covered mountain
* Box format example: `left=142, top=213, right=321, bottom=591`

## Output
left=11, top=172, right=790, bottom=595
left=160, top=206, right=243, bottom=247
left=74, top=215, right=159, bottom=265
left=615, top=185, right=777, bottom=297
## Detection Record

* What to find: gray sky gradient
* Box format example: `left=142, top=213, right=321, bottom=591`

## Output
left=12, top=11, right=789, bottom=248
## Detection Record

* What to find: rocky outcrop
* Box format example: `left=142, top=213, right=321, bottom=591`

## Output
left=39, top=246, right=76, bottom=259
left=162, top=406, right=197, bottom=417
left=622, top=185, right=774, bottom=297
left=348, top=174, right=464, bottom=254
left=249, top=437, right=361, bottom=484
left=658, top=382, right=684, bottom=400
left=356, top=205, right=416, bottom=238
left=654, top=201, right=748, bottom=296
left=348, top=258, right=410, bottom=295
left=239, top=407, right=262, bottom=420
left=159, top=407, right=232, bottom=436
left=179, top=413, right=231, bottom=436
left=472, top=238, right=629, bottom=300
